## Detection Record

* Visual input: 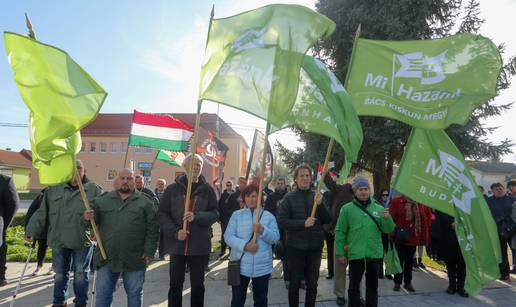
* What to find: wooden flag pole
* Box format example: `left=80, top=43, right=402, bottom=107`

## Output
left=183, top=5, right=215, bottom=231
left=75, top=170, right=107, bottom=260
left=310, top=138, right=335, bottom=218
left=182, top=104, right=202, bottom=230
left=252, top=122, right=271, bottom=243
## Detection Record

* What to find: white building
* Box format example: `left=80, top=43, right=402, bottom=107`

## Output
left=468, top=161, right=516, bottom=195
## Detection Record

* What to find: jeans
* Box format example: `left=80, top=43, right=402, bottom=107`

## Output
left=348, top=259, right=379, bottom=307
left=231, top=274, right=270, bottom=307
left=95, top=266, right=145, bottom=307
left=52, top=246, right=93, bottom=305
left=287, top=247, right=321, bottom=307
left=168, top=254, right=207, bottom=307
left=394, top=244, right=416, bottom=285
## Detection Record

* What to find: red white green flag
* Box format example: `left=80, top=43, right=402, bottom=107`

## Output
left=128, top=110, right=193, bottom=151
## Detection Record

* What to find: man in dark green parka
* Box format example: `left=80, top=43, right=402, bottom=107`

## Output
left=84, top=168, right=158, bottom=307
left=26, top=160, right=103, bottom=307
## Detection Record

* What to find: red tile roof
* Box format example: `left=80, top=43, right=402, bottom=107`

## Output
left=81, top=113, right=241, bottom=138
left=0, top=149, right=32, bottom=168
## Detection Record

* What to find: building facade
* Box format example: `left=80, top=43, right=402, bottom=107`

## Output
left=0, top=149, right=33, bottom=192
left=77, top=113, right=249, bottom=191
left=469, top=160, right=516, bottom=195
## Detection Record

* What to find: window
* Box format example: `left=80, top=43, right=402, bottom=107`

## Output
left=89, top=142, right=96, bottom=153
left=110, top=142, right=117, bottom=153
left=144, top=147, right=153, bottom=154
left=107, top=169, right=117, bottom=181
left=100, top=142, right=107, bottom=153
left=134, top=146, right=141, bottom=153
left=80, top=142, right=85, bottom=152
left=121, top=142, right=127, bottom=153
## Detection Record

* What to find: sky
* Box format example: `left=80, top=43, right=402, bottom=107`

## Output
left=0, top=0, right=515, bottom=162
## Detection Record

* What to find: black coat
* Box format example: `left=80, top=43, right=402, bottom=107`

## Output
left=0, top=175, right=19, bottom=244
left=222, top=188, right=242, bottom=225
left=264, top=189, right=288, bottom=218
left=277, top=188, right=331, bottom=251
left=218, top=189, right=234, bottom=225
left=435, top=211, right=460, bottom=261
left=158, top=174, right=219, bottom=256
left=24, top=188, right=47, bottom=239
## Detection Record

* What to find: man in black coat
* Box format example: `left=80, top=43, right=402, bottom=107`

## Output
left=487, top=182, right=514, bottom=281
left=217, top=180, right=234, bottom=257
left=0, top=174, right=20, bottom=286
left=278, top=164, right=330, bottom=307
left=264, top=177, right=288, bottom=218
left=159, top=154, right=219, bottom=307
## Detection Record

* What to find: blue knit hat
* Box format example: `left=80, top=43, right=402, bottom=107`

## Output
left=352, top=176, right=370, bottom=192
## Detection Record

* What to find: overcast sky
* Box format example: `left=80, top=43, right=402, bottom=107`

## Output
left=0, top=0, right=514, bottom=162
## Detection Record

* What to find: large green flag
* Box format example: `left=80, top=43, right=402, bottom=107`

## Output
left=393, top=128, right=501, bottom=294
left=199, top=4, right=335, bottom=126
left=345, top=33, right=501, bottom=129
left=4, top=32, right=106, bottom=185
left=272, top=55, right=363, bottom=177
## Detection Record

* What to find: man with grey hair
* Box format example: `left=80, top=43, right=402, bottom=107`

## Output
left=26, top=160, right=103, bottom=307
left=159, top=153, right=219, bottom=307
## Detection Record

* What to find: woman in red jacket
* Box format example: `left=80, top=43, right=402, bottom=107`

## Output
left=389, top=195, right=432, bottom=292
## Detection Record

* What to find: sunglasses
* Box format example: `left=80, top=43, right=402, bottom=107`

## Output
left=381, top=194, right=389, bottom=197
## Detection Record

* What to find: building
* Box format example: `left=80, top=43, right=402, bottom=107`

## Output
left=78, top=113, right=249, bottom=191
left=469, top=160, right=516, bottom=195
left=0, top=149, right=33, bottom=192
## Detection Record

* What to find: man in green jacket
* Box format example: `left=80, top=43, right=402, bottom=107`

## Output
left=84, top=168, right=158, bottom=307
left=26, top=160, right=103, bottom=307
left=335, top=177, right=395, bottom=307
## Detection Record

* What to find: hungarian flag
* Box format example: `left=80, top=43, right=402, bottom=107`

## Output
left=128, top=111, right=193, bottom=151
left=4, top=32, right=106, bottom=185
left=393, top=128, right=501, bottom=294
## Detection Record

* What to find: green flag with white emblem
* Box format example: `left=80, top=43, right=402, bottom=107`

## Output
left=199, top=4, right=335, bottom=126
left=345, top=33, right=501, bottom=129
left=4, top=32, right=106, bottom=185
left=393, top=128, right=501, bottom=294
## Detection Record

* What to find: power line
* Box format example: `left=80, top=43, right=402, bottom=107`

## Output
left=0, top=123, right=27, bottom=127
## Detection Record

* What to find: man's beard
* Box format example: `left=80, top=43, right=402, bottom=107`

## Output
left=118, top=185, right=132, bottom=194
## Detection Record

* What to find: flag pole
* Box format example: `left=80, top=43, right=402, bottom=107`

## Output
left=252, top=122, right=271, bottom=243
left=123, top=111, right=136, bottom=168
left=75, top=170, right=107, bottom=260
left=310, top=138, right=334, bottom=218
left=183, top=5, right=215, bottom=231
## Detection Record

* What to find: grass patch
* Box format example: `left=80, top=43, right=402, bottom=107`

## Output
left=5, top=226, right=52, bottom=262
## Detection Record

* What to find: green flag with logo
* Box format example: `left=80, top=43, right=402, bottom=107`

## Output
left=271, top=55, right=363, bottom=177
left=345, top=33, right=501, bottom=129
left=393, top=128, right=501, bottom=294
left=4, top=32, right=106, bottom=185
left=199, top=4, right=335, bottom=126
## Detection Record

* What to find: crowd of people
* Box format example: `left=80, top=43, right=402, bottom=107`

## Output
left=0, top=155, right=515, bottom=307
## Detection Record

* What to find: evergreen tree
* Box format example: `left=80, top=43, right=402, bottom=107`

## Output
left=278, top=0, right=515, bottom=194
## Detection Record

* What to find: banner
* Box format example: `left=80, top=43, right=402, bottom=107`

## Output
left=246, top=129, right=273, bottom=185
left=199, top=4, right=335, bottom=126
left=345, top=33, right=501, bottom=129
left=393, top=128, right=501, bottom=294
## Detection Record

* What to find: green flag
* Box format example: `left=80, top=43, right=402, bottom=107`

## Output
left=156, top=150, right=186, bottom=167
left=393, top=128, right=501, bottom=294
left=199, top=4, right=335, bottom=126
left=345, top=33, right=501, bottom=129
left=272, top=55, right=363, bottom=178
left=4, top=32, right=106, bottom=185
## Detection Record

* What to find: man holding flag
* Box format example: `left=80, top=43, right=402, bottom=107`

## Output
left=26, top=161, right=103, bottom=307
left=159, top=154, right=218, bottom=307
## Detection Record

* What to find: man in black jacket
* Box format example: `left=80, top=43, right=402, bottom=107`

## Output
left=217, top=180, right=234, bottom=257
left=278, top=164, right=330, bottom=307
left=487, top=182, right=514, bottom=281
left=264, top=177, right=287, bottom=217
left=0, top=174, right=19, bottom=286
left=159, top=154, right=219, bottom=307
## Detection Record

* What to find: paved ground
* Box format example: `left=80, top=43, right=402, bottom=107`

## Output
left=1, top=259, right=514, bottom=307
